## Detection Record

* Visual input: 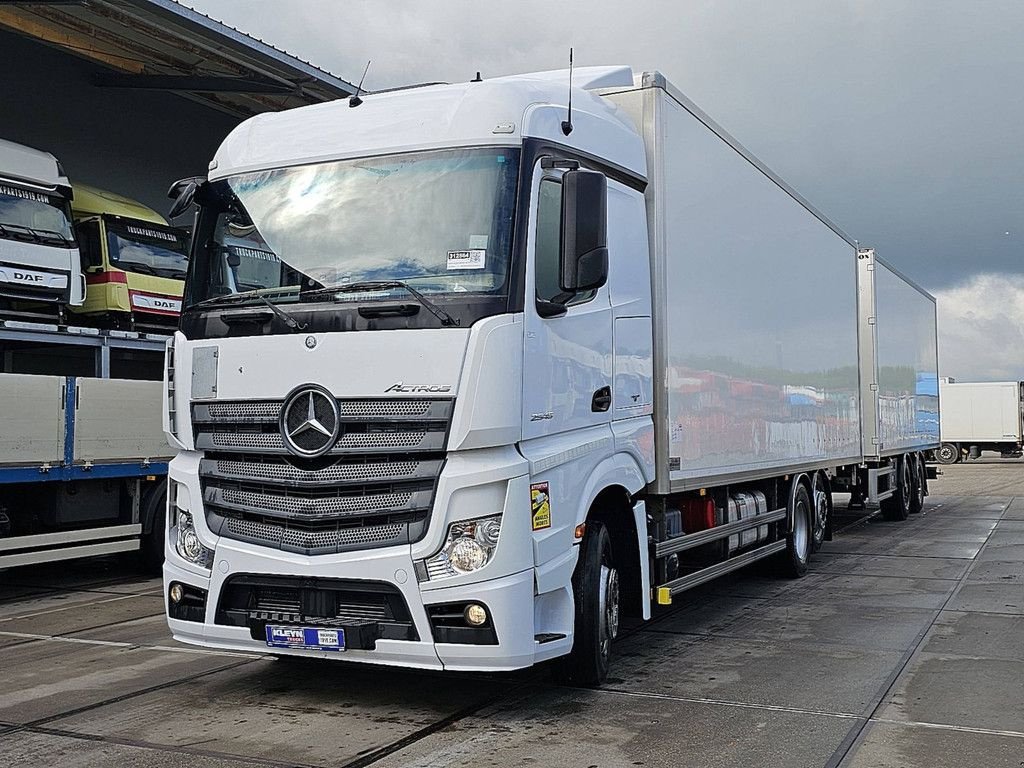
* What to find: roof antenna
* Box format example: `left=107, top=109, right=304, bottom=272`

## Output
left=349, top=60, right=371, bottom=107
left=471, top=71, right=482, bottom=82
left=561, top=48, right=574, bottom=136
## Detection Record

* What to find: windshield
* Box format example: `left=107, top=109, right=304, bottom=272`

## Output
left=0, top=183, right=74, bottom=246
left=184, top=147, right=520, bottom=308
left=105, top=217, right=189, bottom=279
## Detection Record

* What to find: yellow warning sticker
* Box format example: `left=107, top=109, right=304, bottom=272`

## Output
left=530, top=482, right=551, bottom=531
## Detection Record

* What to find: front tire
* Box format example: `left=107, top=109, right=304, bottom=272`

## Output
left=560, top=521, right=619, bottom=687
left=936, top=443, right=959, bottom=465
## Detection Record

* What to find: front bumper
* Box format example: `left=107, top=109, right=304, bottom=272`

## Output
left=164, top=541, right=538, bottom=672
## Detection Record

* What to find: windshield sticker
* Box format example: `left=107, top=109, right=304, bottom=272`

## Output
left=126, top=225, right=178, bottom=243
left=447, top=249, right=486, bottom=270
left=0, top=185, right=50, bottom=204
left=530, top=482, right=551, bottom=531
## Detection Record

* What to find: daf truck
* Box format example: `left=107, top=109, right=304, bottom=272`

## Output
left=936, top=378, right=1023, bottom=463
left=0, top=138, right=84, bottom=316
left=71, top=184, right=188, bottom=329
left=162, top=67, right=939, bottom=684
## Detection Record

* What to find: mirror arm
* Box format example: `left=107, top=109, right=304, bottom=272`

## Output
left=535, top=298, right=568, bottom=319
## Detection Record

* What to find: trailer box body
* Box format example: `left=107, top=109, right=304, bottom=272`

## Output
left=939, top=380, right=1023, bottom=444
left=857, top=250, right=940, bottom=459
left=607, top=75, right=862, bottom=493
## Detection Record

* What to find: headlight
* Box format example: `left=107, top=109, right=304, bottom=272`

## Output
left=424, top=515, right=501, bottom=579
left=174, top=509, right=214, bottom=569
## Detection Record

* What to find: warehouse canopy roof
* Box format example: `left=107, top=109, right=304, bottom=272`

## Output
left=0, top=0, right=356, bottom=116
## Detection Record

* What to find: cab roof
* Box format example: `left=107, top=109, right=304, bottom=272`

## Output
left=0, top=137, right=69, bottom=191
left=71, top=183, right=168, bottom=224
left=210, top=67, right=647, bottom=181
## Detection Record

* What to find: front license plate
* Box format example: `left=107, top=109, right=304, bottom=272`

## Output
left=265, top=625, right=346, bottom=651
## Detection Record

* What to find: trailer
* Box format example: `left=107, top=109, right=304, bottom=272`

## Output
left=936, top=378, right=1023, bottom=463
left=836, top=248, right=940, bottom=516
left=160, top=67, right=940, bottom=684
left=0, top=320, right=170, bottom=569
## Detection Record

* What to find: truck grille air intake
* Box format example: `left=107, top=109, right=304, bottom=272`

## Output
left=193, top=397, right=451, bottom=554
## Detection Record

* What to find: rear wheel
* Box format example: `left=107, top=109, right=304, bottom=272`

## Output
left=810, top=474, right=830, bottom=553
left=881, top=456, right=911, bottom=521
left=780, top=484, right=812, bottom=578
left=559, top=521, right=618, bottom=687
left=909, top=453, right=926, bottom=514
left=936, top=443, right=959, bottom=464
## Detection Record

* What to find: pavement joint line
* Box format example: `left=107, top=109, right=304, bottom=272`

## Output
left=10, top=657, right=261, bottom=734
left=826, top=494, right=1014, bottom=768
left=336, top=681, right=540, bottom=768
left=868, top=717, right=1024, bottom=740
left=0, top=591, right=160, bottom=623
left=0, top=630, right=264, bottom=659
left=595, top=687, right=863, bottom=720
left=14, top=723, right=322, bottom=768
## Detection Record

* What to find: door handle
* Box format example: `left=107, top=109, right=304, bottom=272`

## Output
left=591, top=386, right=611, bottom=412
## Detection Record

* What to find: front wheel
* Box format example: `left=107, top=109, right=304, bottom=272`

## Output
left=936, top=443, right=960, bottom=465
left=559, top=521, right=619, bottom=687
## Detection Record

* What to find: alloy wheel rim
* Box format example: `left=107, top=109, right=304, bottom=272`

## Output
left=599, top=564, right=620, bottom=659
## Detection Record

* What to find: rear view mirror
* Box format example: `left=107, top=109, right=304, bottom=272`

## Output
left=560, top=169, right=608, bottom=293
left=167, top=176, right=205, bottom=219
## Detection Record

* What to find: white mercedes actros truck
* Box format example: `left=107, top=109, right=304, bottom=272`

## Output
left=163, top=67, right=939, bottom=684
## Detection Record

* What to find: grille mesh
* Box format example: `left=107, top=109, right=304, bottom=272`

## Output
left=225, top=517, right=404, bottom=551
left=209, top=458, right=421, bottom=484
left=218, top=487, right=415, bottom=516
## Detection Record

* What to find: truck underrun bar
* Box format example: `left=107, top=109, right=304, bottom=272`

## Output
left=653, top=507, right=787, bottom=558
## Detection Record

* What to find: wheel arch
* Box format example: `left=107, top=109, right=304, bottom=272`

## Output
left=575, top=453, right=648, bottom=619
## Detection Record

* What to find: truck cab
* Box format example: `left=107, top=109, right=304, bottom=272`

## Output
left=0, top=138, right=83, bottom=311
left=70, top=184, right=188, bottom=328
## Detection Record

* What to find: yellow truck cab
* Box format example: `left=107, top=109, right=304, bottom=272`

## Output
left=71, top=184, right=188, bottom=327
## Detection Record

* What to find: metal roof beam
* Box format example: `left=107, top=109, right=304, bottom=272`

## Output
left=93, top=73, right=296, bottom=94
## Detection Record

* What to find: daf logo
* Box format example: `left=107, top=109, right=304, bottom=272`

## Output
left=14, top=272, right=42, bottom=282
left=279, top=385, right=341, bottom=458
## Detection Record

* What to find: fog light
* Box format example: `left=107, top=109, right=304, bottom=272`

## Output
left=169, top=583, right=184, bottom=603
left=464, top=603, right=488, bottom=626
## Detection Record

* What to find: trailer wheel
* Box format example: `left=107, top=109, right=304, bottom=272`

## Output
left=909, top=453, right=925, bottom=514
left=780, top=484, right=812, bottom=578
left=559, top=521, right=618, bottom=687
left=139, top=480, right=167, bottom=575
left=810, top=473, right=830, bottom=553
left=881, top=457, right=911, bottom=521
left=936, top=443, right=959, bottom=464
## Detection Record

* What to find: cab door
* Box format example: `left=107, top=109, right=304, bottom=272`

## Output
left=522, top=161, right=613, bottom=441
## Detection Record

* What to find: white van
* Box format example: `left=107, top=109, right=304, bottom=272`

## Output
left=0, top=138, right=84, bottom=308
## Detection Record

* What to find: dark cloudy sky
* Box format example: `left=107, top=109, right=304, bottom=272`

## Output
left=187, top=0, right=1024, bottom=379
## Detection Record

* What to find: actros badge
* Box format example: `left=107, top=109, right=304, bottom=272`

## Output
left=279, top=384, right=340, bottom=457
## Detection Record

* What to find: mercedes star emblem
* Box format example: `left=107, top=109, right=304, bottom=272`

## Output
left=279, top=385, right=341, bottom=457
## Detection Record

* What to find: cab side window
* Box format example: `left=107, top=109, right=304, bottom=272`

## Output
left=535, top=178, right=563, bottom=303
left=76, top=220, right=102, bottom=269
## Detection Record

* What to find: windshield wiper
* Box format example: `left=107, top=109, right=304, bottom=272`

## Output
left=189, top=288, right=306, bottom=330
left=301, top=280, right=460, bottom=327
left=189, top=288, right=297, bottom=311
left=255, top=293, right=306, bottom=330
left=0, top=222, right=71, bottom=246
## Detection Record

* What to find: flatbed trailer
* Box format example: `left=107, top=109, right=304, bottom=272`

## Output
left=0, top=320, right=170, bottom=568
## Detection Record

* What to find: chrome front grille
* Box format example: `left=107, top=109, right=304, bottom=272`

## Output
left=194, top=397, right=451, bottom=555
